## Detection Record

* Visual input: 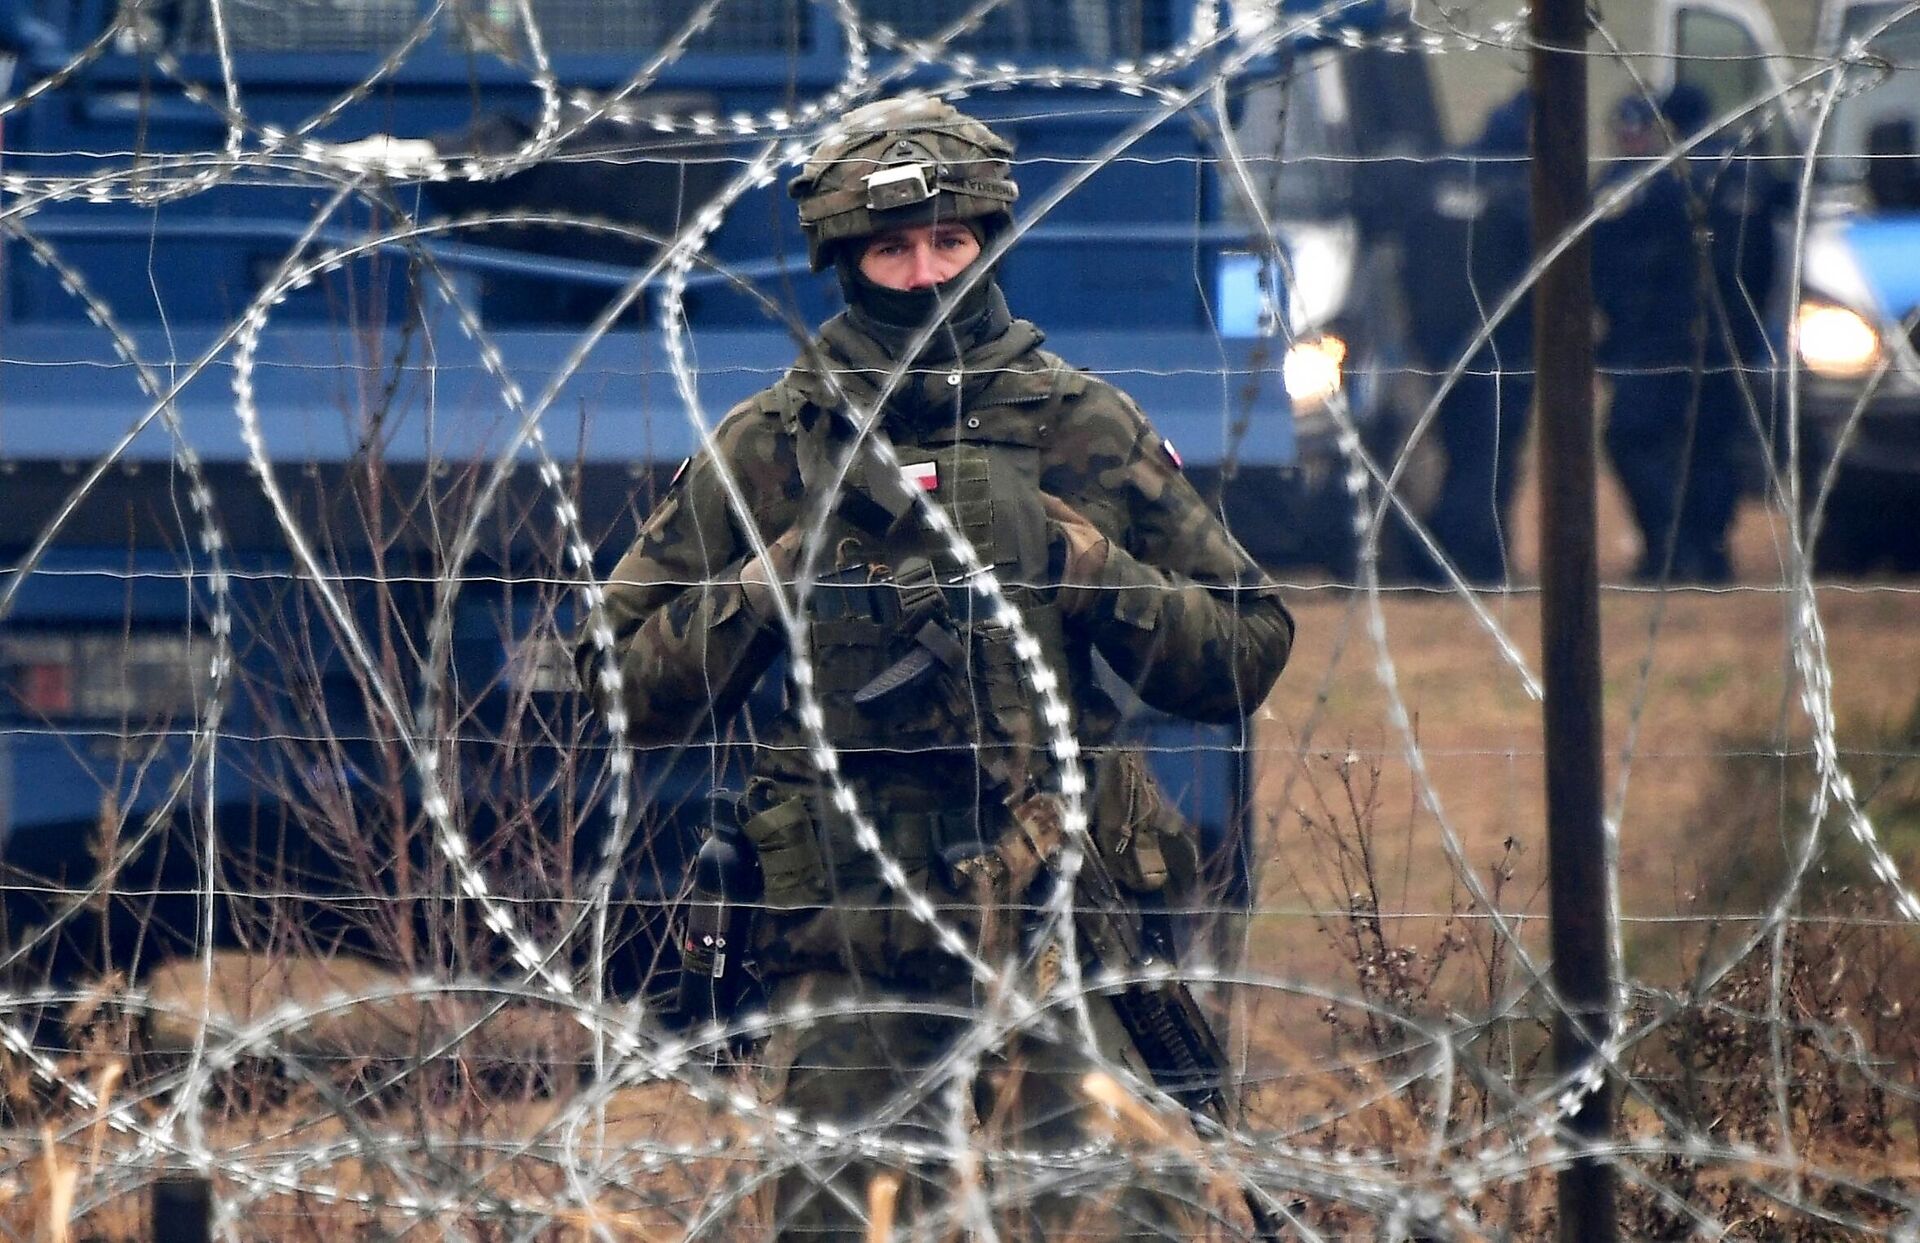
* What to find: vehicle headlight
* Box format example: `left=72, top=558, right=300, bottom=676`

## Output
left=1794, top=300, right=1882, bottom=378
left=1283, top=334, right=1347, bottom=411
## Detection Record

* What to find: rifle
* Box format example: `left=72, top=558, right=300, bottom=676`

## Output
left=1015, top=792, right=1291, bottom=1242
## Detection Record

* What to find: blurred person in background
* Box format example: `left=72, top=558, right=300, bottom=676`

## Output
left=580, top=96, right=1294, bottom=1239
left=1402, top=86, right=1535, bottom=586
left=1595, top=83, right=1779, bottom=584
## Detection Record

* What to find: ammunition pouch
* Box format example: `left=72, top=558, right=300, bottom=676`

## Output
left=740, top=795, right=831, bottom=908
left=743, top=781, right=1005, bottom=980
left=1091, top=750, right=1200, bottom=898
left=743, top=782, right=1007, bottom=904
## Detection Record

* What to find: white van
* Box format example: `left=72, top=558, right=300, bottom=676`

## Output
left=1422, top=0, right=1800, bottom=150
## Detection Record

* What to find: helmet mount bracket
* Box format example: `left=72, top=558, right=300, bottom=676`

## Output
left=865, top=163, right=937, bottom=213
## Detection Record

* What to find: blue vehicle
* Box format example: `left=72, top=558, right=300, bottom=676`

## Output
left=0, top=0, right=1412, bottom=981
left=1789, top=0, right=1920, bottom=572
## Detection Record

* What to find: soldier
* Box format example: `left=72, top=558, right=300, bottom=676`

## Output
left=583, top=96, right=1294, bottom=1239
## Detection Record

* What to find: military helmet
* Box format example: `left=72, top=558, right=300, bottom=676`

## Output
left=788, top=96, right=1018, bottom=272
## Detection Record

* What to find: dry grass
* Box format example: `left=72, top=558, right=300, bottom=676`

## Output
left=1254, top=485, right=1920, bottom=1004
left=0, top=1064, right=145, bottom=1243
left=1234, top=472, right=1920, bottom=1234
left=2, top=1030, right=762, bottom=1241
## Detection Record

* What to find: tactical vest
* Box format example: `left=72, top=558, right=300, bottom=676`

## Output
left=771, top=350, right=1082, bottom=797
left=732, top=345, right=1205, bottom=976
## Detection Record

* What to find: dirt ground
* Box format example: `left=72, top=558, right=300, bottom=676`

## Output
left=1249, top=466, right=1920, bottom=1006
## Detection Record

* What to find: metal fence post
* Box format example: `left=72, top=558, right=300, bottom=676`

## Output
left=1529, top=0, right=1619, bottom=1238
left=151, top=1175, right=213, bottom=1243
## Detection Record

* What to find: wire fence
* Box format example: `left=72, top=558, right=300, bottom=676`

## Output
left=1, top=0, right=1917, bottom=1238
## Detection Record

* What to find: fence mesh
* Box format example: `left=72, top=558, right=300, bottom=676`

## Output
left=2, top=0, right=1918, bottom=1238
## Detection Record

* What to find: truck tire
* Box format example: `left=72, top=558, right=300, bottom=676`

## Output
left=1798, top=422, right=1920, bottom=575
left=1808, top=470, right=1920, bottom=575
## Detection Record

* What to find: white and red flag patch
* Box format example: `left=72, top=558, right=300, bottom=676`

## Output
left=1162, top=438, right=1183, bottom=470
left=903, top=461, right=940, bottom=491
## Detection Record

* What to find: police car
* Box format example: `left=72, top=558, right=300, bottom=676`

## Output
left=1791, top=0, right=1920, bottom=572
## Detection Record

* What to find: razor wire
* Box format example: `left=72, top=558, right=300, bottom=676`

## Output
left=0, top=0, right=1917, bottom=1238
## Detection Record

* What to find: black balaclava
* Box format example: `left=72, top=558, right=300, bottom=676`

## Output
left=832, top=220, right=1011, bottom=362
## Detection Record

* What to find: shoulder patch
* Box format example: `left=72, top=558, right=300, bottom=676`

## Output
left=1161, top=438, right=1183, bottom=470
left=668, top=456, right=691, bottom=489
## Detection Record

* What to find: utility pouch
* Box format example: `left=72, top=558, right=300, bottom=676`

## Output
left=739, top=795, right=829, bottom=908
left=1092, top=750, right=1199, bottom=897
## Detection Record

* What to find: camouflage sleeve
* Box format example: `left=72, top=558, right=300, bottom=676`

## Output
left=577, top=405, right=794, bottom=744
left=1048, top=385, right=1295, bottom=723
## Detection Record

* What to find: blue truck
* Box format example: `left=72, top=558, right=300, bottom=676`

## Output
left=0, top=0, right=1429, bottom=982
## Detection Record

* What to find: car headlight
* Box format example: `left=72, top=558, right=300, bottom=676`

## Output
left=1794, top=300, right=1882, bottom=378
left=1283, top=334, right=1347, bottom=411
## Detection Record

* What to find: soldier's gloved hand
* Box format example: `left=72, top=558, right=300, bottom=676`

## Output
left=1042, top=493, right=1111, bottom=616
left=738, top=528, right=806, bottom=625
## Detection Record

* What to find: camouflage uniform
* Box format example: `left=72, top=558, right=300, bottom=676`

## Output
left=586, top=97, right=1295, bottom=1240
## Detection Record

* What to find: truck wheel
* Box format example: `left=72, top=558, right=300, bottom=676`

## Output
left=1808, top=489, right=1876, bottom=575
left=1806, top=469, right=1920, bottom=575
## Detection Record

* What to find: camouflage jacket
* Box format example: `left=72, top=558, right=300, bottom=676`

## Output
left=582, top=311, right=1294, bottom=977
left=586, top=311, right=1293, bottom=752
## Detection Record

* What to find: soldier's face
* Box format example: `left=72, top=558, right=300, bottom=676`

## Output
left=857, top=223, right=981, bottom=291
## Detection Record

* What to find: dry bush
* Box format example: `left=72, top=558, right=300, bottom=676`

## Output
left=1617, top=893, right=1920, bottom=1240
left=1256, top=715, right=1920, bottom=1239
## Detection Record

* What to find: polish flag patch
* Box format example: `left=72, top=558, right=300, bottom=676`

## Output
left=903, top=461, right=940, bottom=491
left=1162, top=438, right=1183, bottom=470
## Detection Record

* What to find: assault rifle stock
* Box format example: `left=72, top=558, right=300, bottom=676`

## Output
left=1043, top=794, right=1290, bottom=1242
